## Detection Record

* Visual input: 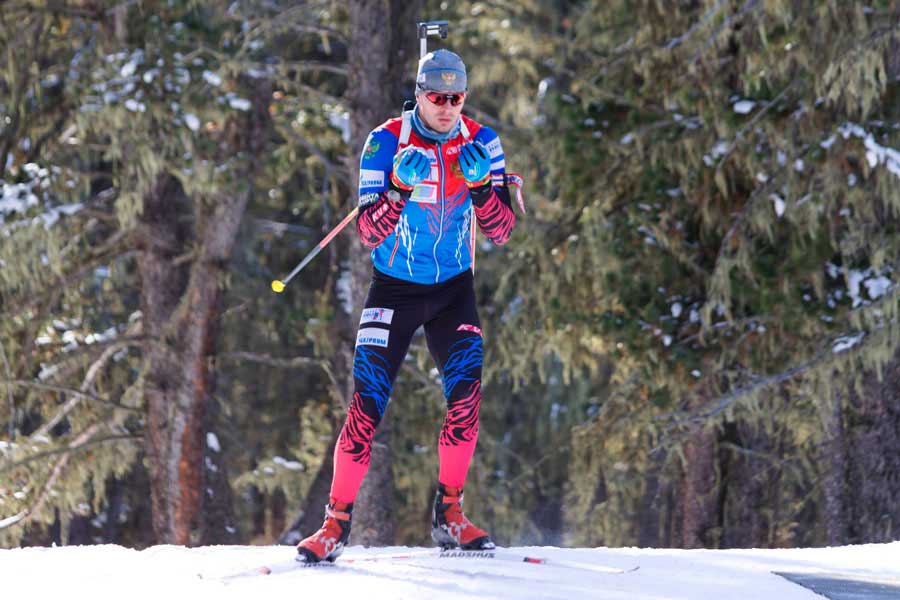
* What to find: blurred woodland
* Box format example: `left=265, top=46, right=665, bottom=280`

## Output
left=2, top=0, right=900, bottom=550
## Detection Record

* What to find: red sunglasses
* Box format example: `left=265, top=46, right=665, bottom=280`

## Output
left=424, top=92, right=466, bottom=107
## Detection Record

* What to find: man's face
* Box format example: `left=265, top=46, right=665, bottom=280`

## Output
left=415, top=90, right=466, bottom=133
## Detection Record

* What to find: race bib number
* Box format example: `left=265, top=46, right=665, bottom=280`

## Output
left=410, top=183, right=437, bottom=204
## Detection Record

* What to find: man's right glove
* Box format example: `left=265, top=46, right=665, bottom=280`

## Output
left=390, top=146, right=431, bottom=190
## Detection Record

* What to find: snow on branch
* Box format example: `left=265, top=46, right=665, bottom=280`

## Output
left=837, top=122, right=900, bottom=181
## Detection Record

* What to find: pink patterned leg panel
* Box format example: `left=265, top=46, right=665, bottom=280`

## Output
left=330, top=392, right=377, bottom=503
left=438, top=379, right=482, bottom=488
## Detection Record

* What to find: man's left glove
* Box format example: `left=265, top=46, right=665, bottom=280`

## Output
left=458, top=141, right=492, bottom=188
left=391, top=146, right=432, bottom=191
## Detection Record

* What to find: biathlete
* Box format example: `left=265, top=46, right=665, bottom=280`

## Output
left=297, top=48, right=516, bottom=563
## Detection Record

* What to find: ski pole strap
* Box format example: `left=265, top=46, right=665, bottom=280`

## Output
left=502, top=172, right=526, bottom=215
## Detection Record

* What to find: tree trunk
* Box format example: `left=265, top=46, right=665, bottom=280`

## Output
left=140, top=81, right=270, bottom=545
left=139, top=173, right=192, bottom=544
left=280, top=435, right=337, bottom=545
left=820, top=389, right=846, bottom=545
left=680, top=423, right=718, bottom=548
left=719, top=420, right=773, bottom=548
left=679, top=384, right=719, bottom=548
left=200, top=395, right=239, bottom=545
left=845, top=350, right=900, bottom=543
left=342, top=0, right=421, bottom=546
left=637, top=450, right=665, bottom=548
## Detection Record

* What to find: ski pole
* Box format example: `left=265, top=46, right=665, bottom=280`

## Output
left=270, top=206, right=359, bottom=293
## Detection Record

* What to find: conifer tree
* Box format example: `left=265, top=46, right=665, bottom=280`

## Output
left=492, top=0, right=900, bottom=547
left=1, top=0, right=351, bottom=546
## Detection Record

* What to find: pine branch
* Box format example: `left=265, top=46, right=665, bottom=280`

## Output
left=689, top=0, right=762, bottom=66
left=273, top=123, right=343, bottom=179
left=218, top=351, right=325, bottom=369
left=0, top=431, right=139, bottom=474
left=231, top=4, right=347, bottom=50
left=713, top=81, right=798, bottom=171
left=719, top=441, right=804, bottom=478
left=23, top=421, right=104, bottom=527
left=2, top=1, right=102, bottom=19
left=664, top=0, right=730, bottom=51
left=0, top=380, right=142, bottom=415
left=695, top=350, right=830, bottom=423
left=181, top=44, right=349, bottom=78
left=651, top=302, right=898, bottom=456
left=2, top=241, right=138, bottom=318
left=0, top=341, right=13, bottom=440
left=32, top=328, right=144, bottom=439
left=24, top=333, right=148, bottom=373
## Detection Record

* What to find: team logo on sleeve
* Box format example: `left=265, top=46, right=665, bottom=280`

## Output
left=364, top=139, right=380, bottom=160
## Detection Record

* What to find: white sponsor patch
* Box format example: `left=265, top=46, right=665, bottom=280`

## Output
left=360, top=307, right=395, bottom=325
left=485, top=137, right=503, bottom=159
left=356, top=327, right=390, bottom=348
left=359, top=169, right=385, bottom=189
left=411, top=183, right=438, bottom=204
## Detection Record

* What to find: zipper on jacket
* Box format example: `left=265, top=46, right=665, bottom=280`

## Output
left=388, top=234, right=400, bottom=267
left=433, top=141, right=445, bottom=283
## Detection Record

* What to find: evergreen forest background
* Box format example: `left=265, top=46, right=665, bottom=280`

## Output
left=2, top=0, right=900, bottom=551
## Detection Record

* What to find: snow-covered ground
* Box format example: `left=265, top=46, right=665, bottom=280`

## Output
left=2, top=542, right=900, bottom=599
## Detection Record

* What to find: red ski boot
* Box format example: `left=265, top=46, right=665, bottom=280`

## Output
left=296, top=500, right=352, bottom=563
left=431, top=483, right=495, bottom=550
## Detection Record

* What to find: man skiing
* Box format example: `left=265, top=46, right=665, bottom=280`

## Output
left=296, top=48, right=516, bottom=563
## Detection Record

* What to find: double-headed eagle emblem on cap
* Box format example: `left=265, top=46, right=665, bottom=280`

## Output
left=441, top=72, right=457, bottom=84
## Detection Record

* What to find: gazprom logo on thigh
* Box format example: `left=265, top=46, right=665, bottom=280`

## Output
left=356, top=327, right=389, bottom=348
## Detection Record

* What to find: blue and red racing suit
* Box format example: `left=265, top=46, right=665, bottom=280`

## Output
left=327, top=113, right=516, bottom=504
left=355, top=113, right=515, bottom=284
